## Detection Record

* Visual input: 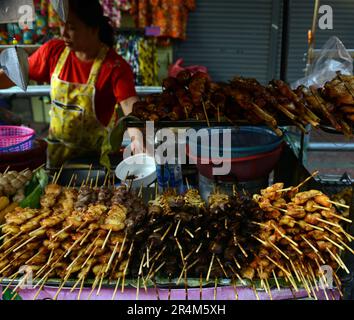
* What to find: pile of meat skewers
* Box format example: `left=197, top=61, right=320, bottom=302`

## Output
left=0, top=182, right=147, bottom=300
left=130, top=187, right=266, bottom=290
left=250, top=182, right=353, bottom=299
left=131, top=70, right=354, bottom=137
left=0, top=177, right=352, bottom=300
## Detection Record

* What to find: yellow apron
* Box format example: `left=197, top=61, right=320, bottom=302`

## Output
left=47, top=45, right=114, bottom=170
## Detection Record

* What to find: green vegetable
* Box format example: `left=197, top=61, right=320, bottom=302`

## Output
left=20, top=185, right=43, bottom=209
left=2, top=290, right=22, bottom=300
left=21, top=169, right=48, bottom=209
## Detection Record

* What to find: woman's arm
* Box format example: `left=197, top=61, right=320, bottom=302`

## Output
left=0, top=69, right=15, bottom=89
left=120, top=95, right=146, bottom=154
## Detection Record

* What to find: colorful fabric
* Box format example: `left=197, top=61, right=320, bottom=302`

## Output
left=131, top=0, right=196, bottom=41
left=116, top=34, right=158, bottom=86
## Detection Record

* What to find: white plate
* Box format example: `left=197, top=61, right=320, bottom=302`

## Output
left=115, top=153, right=157, bottom=189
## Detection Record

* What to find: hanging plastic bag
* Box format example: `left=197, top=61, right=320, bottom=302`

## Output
left=291, top=36, right=353, bottom=89
left=168, top=58, right=209, bottom=78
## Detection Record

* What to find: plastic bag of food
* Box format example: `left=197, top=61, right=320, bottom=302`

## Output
left=291, top=36, right=353, bottom=89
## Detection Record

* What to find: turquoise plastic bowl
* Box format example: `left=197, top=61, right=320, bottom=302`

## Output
left=187, top=126, right=283, bottom=159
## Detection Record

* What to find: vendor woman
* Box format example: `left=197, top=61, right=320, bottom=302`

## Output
left=0, top=0, right=141, bottom=169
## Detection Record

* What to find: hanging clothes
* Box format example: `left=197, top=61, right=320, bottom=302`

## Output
left=116, top=34, right=159, bottom=86
left=131, top=0, right=196, bottom=42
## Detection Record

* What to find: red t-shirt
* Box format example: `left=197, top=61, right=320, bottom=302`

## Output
left=29, top=39, right=137, bottom=126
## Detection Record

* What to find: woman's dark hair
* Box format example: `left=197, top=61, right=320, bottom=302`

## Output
left=68, top=0, right=115, bottom=47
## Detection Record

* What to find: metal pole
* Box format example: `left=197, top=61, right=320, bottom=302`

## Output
left=280, top=0, right=290, bottom=81
left=305, top=0, right=321, bottom=75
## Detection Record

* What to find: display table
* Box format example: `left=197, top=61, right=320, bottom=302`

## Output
left=0, top=285, right=340, bottom=300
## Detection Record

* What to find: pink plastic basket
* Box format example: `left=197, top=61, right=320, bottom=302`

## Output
left=0, top=126, right=35, bottom=153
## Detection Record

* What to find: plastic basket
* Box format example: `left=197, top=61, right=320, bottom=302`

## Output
left=0, top=126, right=35, bottom=153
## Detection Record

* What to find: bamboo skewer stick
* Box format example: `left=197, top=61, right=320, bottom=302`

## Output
left=97, top=272, right=105, bottom=296
left=85, top=164, right=93, bottom=185
left=0, top=232, right=10, bottom=241
left=64, top=232, right=86, bottom=258
left=28, top=226, right=46, bottom=237
left=53, top=273, right=71, bottom=300
left=295, top=221, right=324, bottom=231
left=51, top=224, right=72, bottom=239
left=272, top=270, right=281, bottom=291
left=111, top=277, right=121, bottom=300
left=1, top=271, right=21, bottom=295
left=251, top=283, right=260, bottom=300
left=185, top=177, right=190, bottom=190
left=136, top=276, right=140, bottom=301
left=314, top=258, right=330, bottom=289
left=300, top=235, right=319, bottom=253
left=174, top=220, right=181, bottom=237
left=323, top=226, right=343, bottom=239
left=13, top=235, right=37, bottom=252
left=271, top=223, right=298, bottom=247
left=325, top=248, right=350, bottom=274
left=227, top=264, right=246, bottom=286
left=160, top=223, right=172, bottom=241
left=313, top=205, right=331, bottom=211
left=88, top=272, right=101, bottom=300
left=332, top=272, right=344, bottom=298
left=337, top=237, right=354, bottom=255
left=195, top=242, right=203, bottom=254
left=316, top=218, right=342, bottom=229
left=252, top=235, right=266, bottom=245
left=265, top=255, right=291, bottom=277
left=121, top=242, right=134, bottom=293
left=214, top=277, right=218, bottom=301
left=328, top=212, right=352, bottom=224
left=80, top=228, right=94, bottom=246
left=289, top=261, right=301, bottom=283
left=67, top=173, right=75, bottom=188
left=184, top=270, right=189, bottom=301
left=307, top=264, right=319, bottom=292
left=138, top=183, right=144, bottom=198
left=95, top=171, right=100, bottom=188
left=216, top=256, right=228, bottom=278
left=268, top=241, right=290, bottom=260
left=232, top=278, right=238, bottom=300
left=70, top=276, right=83, bottom=293
left=296, top=171, right=319, bottom=189
left=289, top=242, right=303, bottom=255
left=105, top=242, right=120, bottom=274
left=54, top=165, right=64, bottom=184
left=25, top=251, right=41, bottom=265
left=297, top=267, right=311, bottom=298
left=264, top=277, right=273, bottom=300
left=118, top=232, right=128, bottom=259
left=101, top=229, right=112, bottom=250
left=323, top=236, right=345, bottom=251
left=33, top=276, right=48, bottom=300
left=199, top=273, right=203, bottom=300
left=206, top=254, right=215, bottom=282
left=184, top=228, right=194, bottom=239
left=77, top=276, right=85, bottom=300
left=306, top=273, right=318, bottom=300
left=328, top=200, right=350, bottom=209
left=46, top=249, right=55, bottom=266
left=233, top=256, right=241, bottom=270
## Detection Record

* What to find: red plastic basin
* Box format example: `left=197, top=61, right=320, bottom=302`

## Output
left=187, top=143, right=283, bottom=182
